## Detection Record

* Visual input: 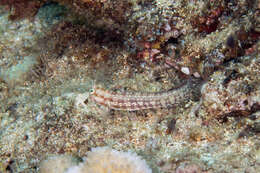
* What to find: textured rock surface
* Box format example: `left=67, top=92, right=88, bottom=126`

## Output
left=200, top=55, right=260, bottom=120
left=0, top=1, right=259, bottom=173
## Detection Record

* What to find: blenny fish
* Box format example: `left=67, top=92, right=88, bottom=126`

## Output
left=88, top=79, right=201, bottom=111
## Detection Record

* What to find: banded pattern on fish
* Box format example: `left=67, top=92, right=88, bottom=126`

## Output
left=89, top=82, right=195, bottom=111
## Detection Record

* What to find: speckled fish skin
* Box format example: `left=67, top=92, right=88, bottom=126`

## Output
left=89, top=79, right=201, bottom=111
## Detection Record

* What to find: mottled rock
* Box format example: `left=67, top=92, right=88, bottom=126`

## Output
left=200, top=56, right=260, bottom=119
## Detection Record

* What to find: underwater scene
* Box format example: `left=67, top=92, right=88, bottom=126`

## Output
left=0, top=0, right=259, bottom=172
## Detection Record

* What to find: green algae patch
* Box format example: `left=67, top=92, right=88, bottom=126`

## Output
left=0, top=55, right=37, bottom=85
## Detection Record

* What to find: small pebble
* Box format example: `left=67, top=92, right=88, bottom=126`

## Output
left=181, top=67, right=190, bottom=75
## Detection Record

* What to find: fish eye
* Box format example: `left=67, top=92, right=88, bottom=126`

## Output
left=89, top=88, right=94, bottom=93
